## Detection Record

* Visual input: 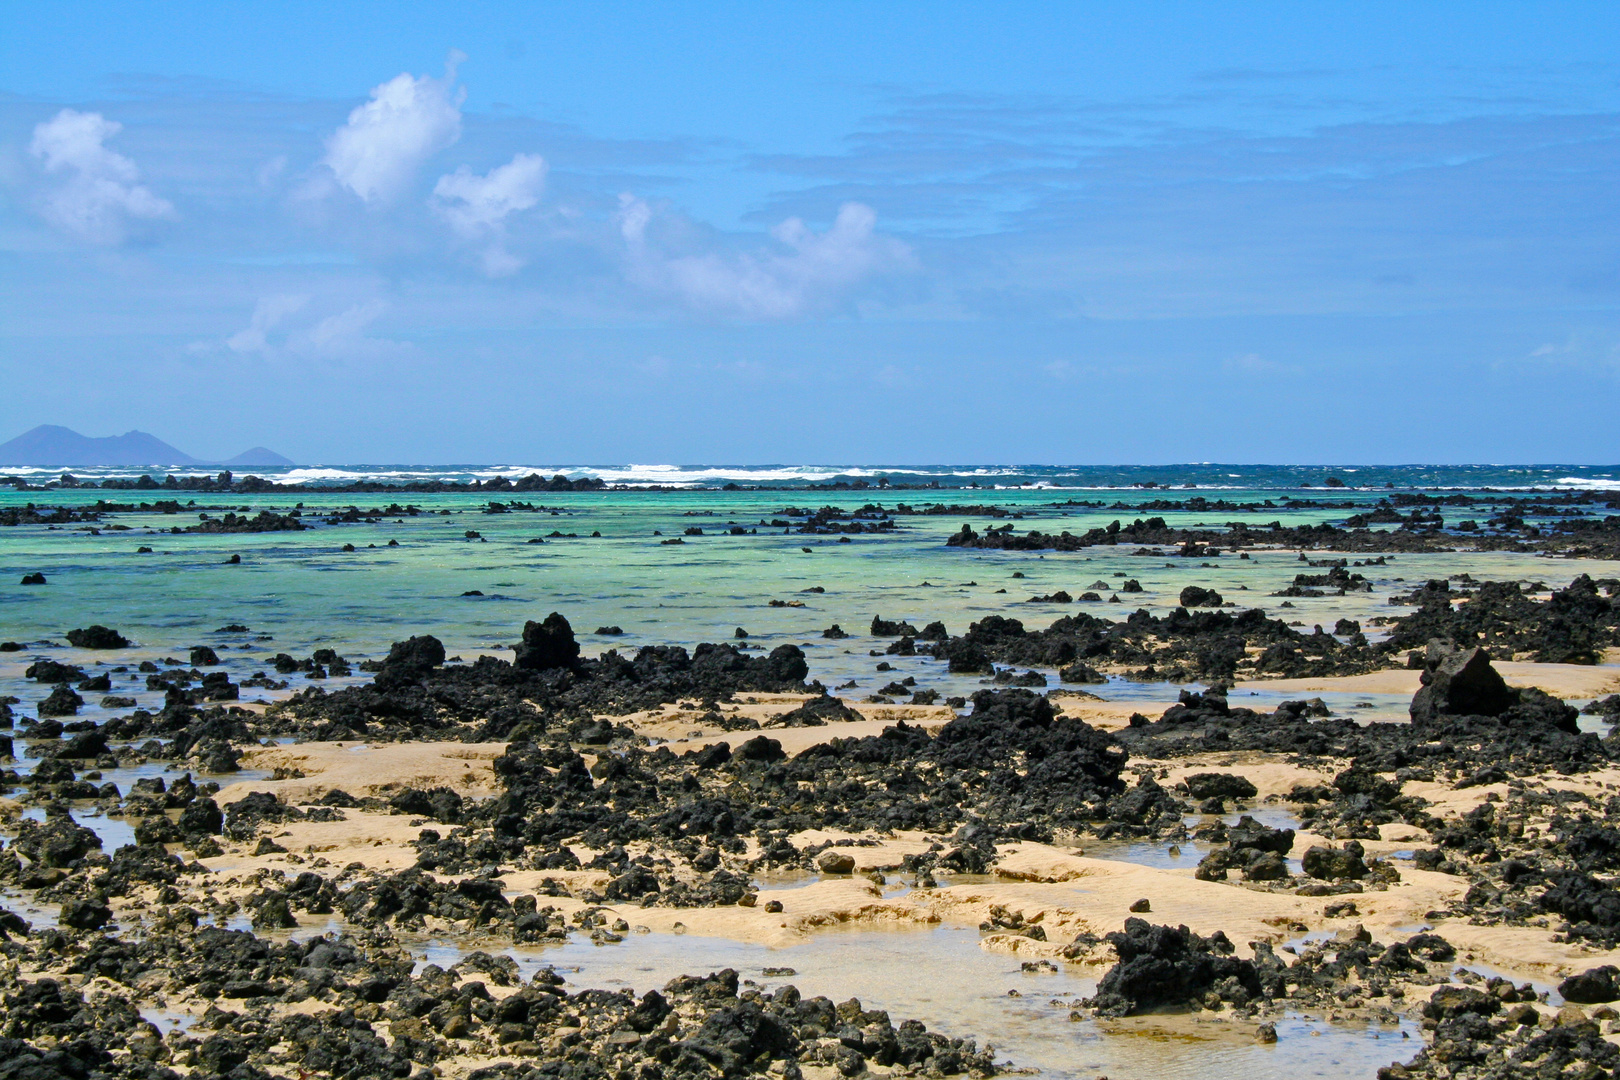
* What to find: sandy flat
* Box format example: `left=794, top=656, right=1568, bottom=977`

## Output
left=170, top=802, right=1620, bottom=989
left=218, top=741, right=509, bottom=805
left=1403, top=764, right=1620, bottom=818
left=1237, top=661, right=1620, bottom=700
left=1153, top=755, right=1345, bottom=799
left=1053, top=696, right=1179, bottom=730
left=201, top=811, right=433, bottom=872
left=632, top=699, right=958, bottom=757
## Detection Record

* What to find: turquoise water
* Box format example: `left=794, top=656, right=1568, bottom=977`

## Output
left=1, top=467, right=1585, bottom=1080
left=2, top=477, right=1615, bottom=718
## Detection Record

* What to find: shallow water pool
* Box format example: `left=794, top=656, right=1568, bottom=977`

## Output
left=411, top=923, right=1420, bottom=1080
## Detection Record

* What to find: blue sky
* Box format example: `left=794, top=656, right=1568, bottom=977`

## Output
left=1, top=1, right=1617, bottom=464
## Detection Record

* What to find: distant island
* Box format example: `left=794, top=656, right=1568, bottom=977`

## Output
left=0, top=425, right=293, bottom=468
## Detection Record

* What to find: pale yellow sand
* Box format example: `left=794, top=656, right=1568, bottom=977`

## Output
left=218, top=741, right=508, bottom=805
left=628, top=694, right=957, bottom=755
left=1237, top=661, right=1620, bottom=700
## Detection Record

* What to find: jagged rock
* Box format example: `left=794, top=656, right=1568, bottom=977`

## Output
left=1184, top=772, right=1257, bottom=800
left=1302, top=841, right=1368, bottom=881
left=1409, top=646, right=1516, bottom=721
left=514, top=612, right=581, bottom=671
left=59, top=898, right=113, bottom=930
left=37, top=684, right=84, bottom=717
left=1084, top=918, right=1279, bottom=1017
left=1059, top=661, right=1106, bottom=683
left=1559, top=965, right=1619, bottom=1004
left=375, top=634, right=446, bottom=689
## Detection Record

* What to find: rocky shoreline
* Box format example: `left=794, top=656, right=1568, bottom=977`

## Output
left=4, top=585, right=1620, bottom=1078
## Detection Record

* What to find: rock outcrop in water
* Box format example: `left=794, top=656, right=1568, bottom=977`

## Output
left=927, top=608, right=1383, bottom=684
left=259, top=617, right=812, bottom=743
left=1083, top=918, right=1279, bottom=1016
left=65, top=625, right=130, bottom=649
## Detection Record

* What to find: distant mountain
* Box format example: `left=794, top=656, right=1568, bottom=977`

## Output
left=0, top=425, right=293, bottom=468
left=222, top=446, right=296, bottom=468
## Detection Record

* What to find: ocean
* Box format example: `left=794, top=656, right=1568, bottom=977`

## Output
left=5, top=462, right=1620, bottom=490
left=3, top=462, right=1616, bottom=718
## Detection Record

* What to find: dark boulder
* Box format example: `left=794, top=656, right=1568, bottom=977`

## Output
left=1059, top=661, right=1106, bottom=684
left=375, top=634, right=446, bottom=689
left=1558, top=965, right=1619, bottom=1004
left=770, top=695, right=863, bottom=728
left=1084, top=918, right=1276, bottom=1016
left=53, top=728, right=108, bottom=759
left=514, top=612, right=581, bottom=671
left=1410, top=646, right=1516, bottom=722
left=178, top=797, right=224, bottom=836
left=388, top=786, right=464, bottom=823
left=1227, top=815, right=1294, bottom=855
left=1179, top=586, right=1222, bottom=608
left=1302, top=841, right=1368, bottom=881
left=734, top=736, right=786, bottom=763
left=760, top=644, right=810, bottom=685
left=603, top=867, right=662, bottom=901
left=1184, top=772, right=1257, bottom=801
left=65, top=625, right=130, bottom=649
left=25, top=660, right=85, bottom=684
left=59, top=898, right=112, bottom=930
left=37, top=685, right=84, bottom=717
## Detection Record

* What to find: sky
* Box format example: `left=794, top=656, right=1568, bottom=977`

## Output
left=1, top=1, right=1618, bottom=465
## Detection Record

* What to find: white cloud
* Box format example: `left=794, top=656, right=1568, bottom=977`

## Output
left=226, top=294, right=309, bottom=353
left=431, top=152, right=547, bottom=276
left=617, top=197, right=913, bottom=318
left=28, top=109, right=175, bottom=243
left=220, top=296, right=407, bottom=365
left=1521, top=335, right=1620, bottom=373
left=433, top=153, right=547, bottom=233
left=306, top=300, right=390, bottom=354
left=322, top=53, right=465, bottom=204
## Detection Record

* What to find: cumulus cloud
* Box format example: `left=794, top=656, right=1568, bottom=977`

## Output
left=221, top=296, right=406, bottom=365
left=226, top=294, right=310, bottom=354
left=431, top=152, right=547, bottom=276
left=28, top=109, right=175, bottom=243
left=321, top=53, right=466, bottom=204
left=617, top=198, right=913, bottom=317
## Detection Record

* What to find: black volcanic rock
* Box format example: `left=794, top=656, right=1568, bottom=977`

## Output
left=514, top=612, right=582, bottom=671
left=1409, top=646, right=1516, bottom=722
left=66, top=625, right=130, bottom=649
left=375, top=634, right=447, bottom=689
left=1084, top=918, right=1277, bottom=1016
